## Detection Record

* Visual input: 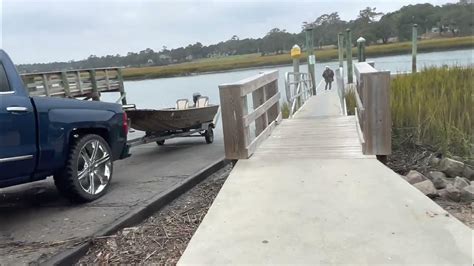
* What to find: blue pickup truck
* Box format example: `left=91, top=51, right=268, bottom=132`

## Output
left=0, top=50, right=129, bottom=202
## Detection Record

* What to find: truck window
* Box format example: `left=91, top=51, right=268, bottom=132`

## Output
left=0, top=64, right=12, bottom=92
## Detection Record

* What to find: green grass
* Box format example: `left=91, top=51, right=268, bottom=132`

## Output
left=122, top=36, right=474, bottom=80
left=346, top=66, right=473, bottom=157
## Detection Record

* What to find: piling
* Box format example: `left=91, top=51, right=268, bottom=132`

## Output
left=338, top=33, right=344, bottom=68
left=291, top=44, right=302, bottom=106
left=357, top=37, right=366, bottom=62
left=412, top=24, right=418, bottom=73
left=305, top=27, right=316, bottom=95
left=345, top=29, right=353, bottom=84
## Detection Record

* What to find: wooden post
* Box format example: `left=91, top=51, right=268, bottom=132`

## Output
left=61, top=72, right=71, bottom=97
left=338, top=33, right=344, bottom=68
left=291, top=44, right=302, bottom=106
left=357, top=37, right=366, bottom=62
left=412, top=24, right=418, bottom=73
left=116, top=68, right=127, bottom=105
left=345, top=29, right=353, bottom=83
left=305, top=27, right=316, bottom=95
left=41, top=74, right=50, bottom=96
left=219, top=85, right=250, bottom=159
left=76, top=71, right=83, bottom=93
left=89, top=69, right=100, bottom=101
left=354, top=62, right=391, bottom=156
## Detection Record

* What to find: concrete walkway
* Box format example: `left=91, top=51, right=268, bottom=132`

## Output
left=179, top=89, right=472, bottom=265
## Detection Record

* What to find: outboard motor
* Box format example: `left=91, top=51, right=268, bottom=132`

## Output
left=192, top=92, right=201, bottom=105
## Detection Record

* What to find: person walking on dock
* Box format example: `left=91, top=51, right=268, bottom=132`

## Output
left=322, top=66, right=334, bottom=91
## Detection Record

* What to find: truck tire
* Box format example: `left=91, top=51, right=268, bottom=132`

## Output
left=156, top=140, right=165, bottom=146
left=54, top=134, right=113, bottom=203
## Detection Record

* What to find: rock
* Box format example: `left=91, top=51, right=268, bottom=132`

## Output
left=462, top=165, right=474, bottom=181
left=453, top=176, right=470, bottom=190
left=445, top=184, right=461, bottom=202
left=426, top=171, right=448, bottom=190
left=438, top=188, right=449, bottom=199
left=405, top=170, right=427, bottom=184
left=460, top=185, right=474, bottom=202
left=439, top=158, right=465, bottom=177
left=413, top=180, right=438, bottom=198
left=427, top=171, right=446, bottom=180
left=431, top=175, right=447, bottom=189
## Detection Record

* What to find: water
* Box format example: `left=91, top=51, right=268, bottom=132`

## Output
left=103, top=48, right=473, bottom=109
left=101, top=48, right=472, bottom=142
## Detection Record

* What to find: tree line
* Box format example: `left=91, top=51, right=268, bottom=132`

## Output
left=17, top=1, right=473, bottom=73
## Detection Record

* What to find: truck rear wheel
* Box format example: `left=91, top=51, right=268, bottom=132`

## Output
left=54, top=134, right=113, bottom=203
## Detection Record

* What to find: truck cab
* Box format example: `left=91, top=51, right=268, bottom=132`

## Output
left=0, top=50, right=129, bottom=202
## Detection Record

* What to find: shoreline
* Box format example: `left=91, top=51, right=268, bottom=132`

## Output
left=122, top=37, right=474, bottom=81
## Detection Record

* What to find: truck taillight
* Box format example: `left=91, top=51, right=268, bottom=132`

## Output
left=123, top=112, right=129, bottom=135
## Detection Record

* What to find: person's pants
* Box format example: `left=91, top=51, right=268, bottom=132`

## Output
left=325, top=81, right=332, bottom=90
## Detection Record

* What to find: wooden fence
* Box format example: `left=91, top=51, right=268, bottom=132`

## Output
left=219, top=70, right=281, bottom=159
left=21, top=67, right=127, bottom=104
left=353, top=62, right=391, bottom=156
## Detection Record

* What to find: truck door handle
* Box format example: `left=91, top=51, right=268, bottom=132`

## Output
left=6, top=106, right=29, bottom=113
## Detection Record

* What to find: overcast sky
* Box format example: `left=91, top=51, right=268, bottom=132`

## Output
left=1, top=0, right=455, bottom=64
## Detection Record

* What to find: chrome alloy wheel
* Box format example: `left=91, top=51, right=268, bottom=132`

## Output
left=77, top=140, right=112, bottom=195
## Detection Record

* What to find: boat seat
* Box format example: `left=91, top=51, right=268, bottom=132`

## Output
left=176, top=99, right=189, bottom=110
left=196, top=96, right=209, bottom=108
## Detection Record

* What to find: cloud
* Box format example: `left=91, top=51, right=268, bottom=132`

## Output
left=1, top=0, right=455, bottom=64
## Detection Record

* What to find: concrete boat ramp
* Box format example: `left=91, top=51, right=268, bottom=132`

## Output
left=179, top=89, right=472, bottom=265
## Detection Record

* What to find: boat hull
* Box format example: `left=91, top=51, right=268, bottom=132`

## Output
left=126, top=105, right=219, bottom=132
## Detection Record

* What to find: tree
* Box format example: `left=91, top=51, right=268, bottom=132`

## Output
left=358, top=7, right=383, bottom=23
left=374, top=14, right=397, bottom=43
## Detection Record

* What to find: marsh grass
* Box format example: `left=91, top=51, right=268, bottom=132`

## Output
left=347, top=66, right=473, bottom=157
left=345, top=89, right=356, bottom=116
left=391, top=66, right=473, bottom=157
left=281, top=102, right=290, bottom=119
left=123, top=36, right=474, bottom=80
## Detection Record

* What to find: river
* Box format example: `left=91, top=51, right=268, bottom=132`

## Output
left=103, top=48, right=473, bottom=110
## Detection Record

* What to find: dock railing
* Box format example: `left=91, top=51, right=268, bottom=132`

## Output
left=219, top=70, right=281, bottom=159
left=21, top=67, right=127, bottom=104
left=335, top=67, right=347, bottom=115
left=284, top=72, right=312, bottom=118
left=353, top=62, right=391, bottom=156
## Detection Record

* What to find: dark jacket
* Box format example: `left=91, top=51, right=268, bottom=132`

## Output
left=323, top=69, right=334, bottom=82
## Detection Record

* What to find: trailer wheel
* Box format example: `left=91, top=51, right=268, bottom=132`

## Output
left=156, top=140, right=165, bottom=146
left=204, top=126, right=214, bottom=144
left=54, top=134, right=113, bottom=203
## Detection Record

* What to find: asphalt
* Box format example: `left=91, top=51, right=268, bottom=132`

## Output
left=0, top=132, right=224, bottom=265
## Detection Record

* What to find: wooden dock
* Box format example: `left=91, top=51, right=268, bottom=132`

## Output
left=178, top=67, right=472, bottom=265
